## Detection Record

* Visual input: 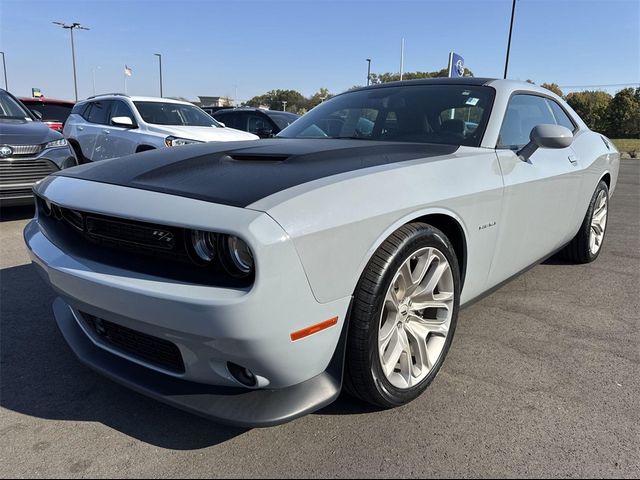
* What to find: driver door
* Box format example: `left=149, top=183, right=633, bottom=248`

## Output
left=488, top=94, right=582, bottom=286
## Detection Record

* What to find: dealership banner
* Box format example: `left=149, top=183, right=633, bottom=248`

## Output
left=448, top=52, right=465, bottom=78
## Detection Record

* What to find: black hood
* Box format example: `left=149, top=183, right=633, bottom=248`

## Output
left=0, top=118, right=61, bottom=145
left=55, top=139, right=458, bottom=208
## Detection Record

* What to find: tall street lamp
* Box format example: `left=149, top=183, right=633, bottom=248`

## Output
left=0, top=52, right=7, bottom=90
left=53, top=22, right=90, bottom=101
left=366, top=58, right=372, bottom=86
left=154, top=53, right=163, bottom=97
left=503, top=0, right=517, bottom=79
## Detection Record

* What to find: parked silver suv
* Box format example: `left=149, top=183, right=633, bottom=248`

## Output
left=64, top=94, right=258, bottom=162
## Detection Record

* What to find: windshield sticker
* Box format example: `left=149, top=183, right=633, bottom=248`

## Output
left=465, top=97, right=480, bottom=106
left=461, top=90, right=471, bottom=96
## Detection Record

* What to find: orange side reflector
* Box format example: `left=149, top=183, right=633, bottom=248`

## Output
left=290, top=317, right=338, bottom=342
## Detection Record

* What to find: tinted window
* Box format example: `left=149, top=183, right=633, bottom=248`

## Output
left=0, top=90, right=32, bottom=119
left=134, top=102, right=220, bottom=127
left=279, top=85, right=495, bottom=147
left=71, top=102, right=87, bottom=116
left=86, top=100, right=112, bottom=125
left=268, top=112, right=299, bottom=130
left=111, top=100, right=135, bottom=120
left=213, top=111, right=239, bottom=129
left=23, top=102, right=72, bottom=122
left=247, top=113, right=274, bottom=134
left=498, top=94, right=556, bottom=148
left=546, top=99, right=575, bottom=131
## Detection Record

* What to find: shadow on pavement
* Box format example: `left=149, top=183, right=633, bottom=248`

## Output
left=0, top=263, right=247, bottom=450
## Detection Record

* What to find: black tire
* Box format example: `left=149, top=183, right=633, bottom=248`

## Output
left=559, top=180, right=609, bottom=264
left=344, top=222, right=460, bottom=408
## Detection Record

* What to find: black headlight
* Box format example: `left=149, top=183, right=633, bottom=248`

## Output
left=190, top=230, right=217, bottom=264
left=219, top=235, right=255, bottom=277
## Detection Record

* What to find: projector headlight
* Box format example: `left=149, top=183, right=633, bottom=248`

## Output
left=220, top=235, right=254, bottom=277
left=44, top=138, right=68, bottom=149
left=190, top=230, right=217, bottom=263
left=164, top=136, right=203, bottom=147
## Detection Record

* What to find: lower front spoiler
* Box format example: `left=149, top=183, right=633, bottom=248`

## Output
left=53, top=297, right=346, bottom=428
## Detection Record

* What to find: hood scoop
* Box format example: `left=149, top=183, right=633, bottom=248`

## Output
left=227, top=153, right=290, bottom=162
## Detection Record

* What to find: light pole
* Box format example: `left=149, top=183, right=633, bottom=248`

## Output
left=154, top=53, right=163, bottom=97
left=91, top=66, right=101, bottom=95
left=0, top=52, right=7, bottom=90
left=366, top=58, right=372, bottom=86
left=53, top=22, right=89, bottom=101
left=503, top=0, right=517, bottom=79
left=282, top=100, right=287, bottom=112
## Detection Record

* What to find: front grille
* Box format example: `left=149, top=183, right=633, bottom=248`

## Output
left=80, top=312, right=185, bottom=374
left=1, top=144, right=43, bottom=156
left=85, top=215, right=177, bottom=250
left=0, top=187, right=34, bottom=199
left=0, top=159, right=58, bottom=186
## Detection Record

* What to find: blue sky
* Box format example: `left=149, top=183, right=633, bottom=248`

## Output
left=1, top=0, right=638, bottom=102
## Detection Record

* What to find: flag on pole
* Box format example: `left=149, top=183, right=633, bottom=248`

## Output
left=447, top=52, right=465, bottom=78
left=124, top=65, right=132, bottom=77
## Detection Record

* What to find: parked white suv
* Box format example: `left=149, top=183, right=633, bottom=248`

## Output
left=64, top=94, right=258, bottom=162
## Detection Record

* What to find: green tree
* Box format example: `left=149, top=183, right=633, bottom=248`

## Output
left=306, top=88, right=333, bottom=110
left=603, top=87, right=640, bottom=138
left=541, top=82, right=564, bottom=98
left=565, top=90, right=611, bottom=133
left=245, top=89, right=307, bottom=113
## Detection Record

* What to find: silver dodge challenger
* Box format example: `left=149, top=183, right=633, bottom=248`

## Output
left=25, top=78, right=620, bottom=427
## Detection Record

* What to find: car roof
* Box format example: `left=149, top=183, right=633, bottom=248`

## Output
left=78, top=94, right=195, bottom=106
left=214, top=107, right=299, bottom=117
left=19, top=97, right=75, bottom=106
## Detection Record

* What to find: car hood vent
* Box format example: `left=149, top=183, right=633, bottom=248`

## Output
left=227, top=154, right=290, bottom=162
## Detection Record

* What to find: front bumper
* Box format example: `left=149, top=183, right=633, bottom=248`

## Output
left=53, top=297, right=345, bottom=427
left=25, top=176, right=351, bottom=426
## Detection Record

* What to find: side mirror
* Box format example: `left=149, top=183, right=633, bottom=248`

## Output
left=256, top=127, right=274, bottom=138
left=217, top=121, right=226, bottom=127
left=31, top=110, right=43, bottom=120
left=111, top=116, right=136, bottom=128
left=518, top=124, right=573, bottom=162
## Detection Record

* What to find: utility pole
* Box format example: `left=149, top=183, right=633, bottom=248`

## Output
left=366, top=58, right=372, bottom=86
left=504, top=0, right=517, bottom=79
left=400, top=38, right=405, bottom=81
left=53, top=22, right=90, bottom=101
left=154, top=53, right=163, bottom=97
left=0, top=52, right=7, bottom=90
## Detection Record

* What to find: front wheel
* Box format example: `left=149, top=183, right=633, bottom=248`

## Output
left=345, top=223, right=460, bottom=408
left=560, top=180, right=609, bottom=264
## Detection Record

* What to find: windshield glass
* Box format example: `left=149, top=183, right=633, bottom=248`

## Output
left=278, top=84, right=495, bottom=147
left=269, top=112, right=299, bottom=130
left=134, top=101, right=221, bottom=127
left=22, top=102, right=72, bottom=122
left=0, top=91, right=33, bottom=120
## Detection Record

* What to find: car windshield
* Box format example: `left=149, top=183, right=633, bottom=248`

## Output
left=278, top=84, right=495, bottom=147
left=0, top=91, right=33, bottom=120
left=134, top=101, right=221, bottom=127
left=269, top=112, right=299, bottom=130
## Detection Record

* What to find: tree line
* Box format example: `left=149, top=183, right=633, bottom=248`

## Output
left=244, top=70, right=639, bottom=139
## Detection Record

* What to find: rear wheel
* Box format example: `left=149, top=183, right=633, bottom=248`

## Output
left=560, top=180, right=609, bottom=263
left=345, top=223, right=460, bottom=408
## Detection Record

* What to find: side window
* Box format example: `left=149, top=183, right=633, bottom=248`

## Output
left=546, top=99, right=576, bottom=131
left=498, top=94, right=556, bottom=148
left=86, top=101, right=112, bottom=125
left=71, top=103, right=87, bottom=116
left=247, top=114, right=273, bottom=134
left=111, top=100, right=135, bottom=120
left=214, top=112, right=237, bottom=129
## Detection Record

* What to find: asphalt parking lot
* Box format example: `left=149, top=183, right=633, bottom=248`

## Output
left=1, top=159, right=638, bottom=478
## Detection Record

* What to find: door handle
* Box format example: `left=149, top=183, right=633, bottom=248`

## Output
left=568, top=155, right=578, bottom=166
left=78, top=126, right=84, bottom=131
left=102, top=129, right=110, bottom=135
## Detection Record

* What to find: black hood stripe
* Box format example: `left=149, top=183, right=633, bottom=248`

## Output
left=55, top=139, right=458, bottom=207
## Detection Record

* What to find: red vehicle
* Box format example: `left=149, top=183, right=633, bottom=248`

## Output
left=20, top=97, right=75, bottom=132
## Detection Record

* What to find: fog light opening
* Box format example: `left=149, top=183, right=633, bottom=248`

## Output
left=227, top=362, right=257, bottom=387
left=52, top=204, right=63, bottom=220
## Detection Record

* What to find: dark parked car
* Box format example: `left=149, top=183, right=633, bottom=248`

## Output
left=0, top=89, right=77, bottom=206
left=213, top=107, right=300, bottom=138
left=20, top=97, right=75, bottom=133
